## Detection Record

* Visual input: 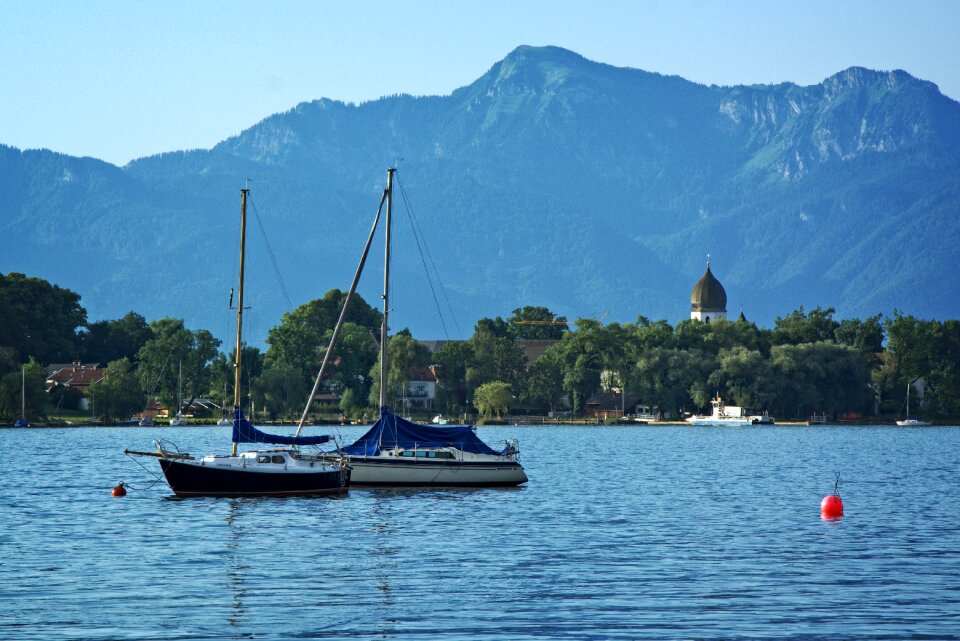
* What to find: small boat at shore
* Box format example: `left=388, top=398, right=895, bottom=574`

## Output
left=14, top=367, right=29, bottom=427
left=896, top=381, right=932, bottom=426
left=687, top=394, right=774, bottom=426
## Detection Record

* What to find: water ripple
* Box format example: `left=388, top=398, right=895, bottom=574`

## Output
left=1, top=424, right=959, bottom=639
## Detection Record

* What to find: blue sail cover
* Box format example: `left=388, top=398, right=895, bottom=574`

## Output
left=342, top=409, right=499, bottom=456
left=231, top=408, right=331, bottom=446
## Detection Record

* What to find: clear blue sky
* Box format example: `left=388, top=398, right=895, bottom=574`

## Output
left=2, top=0, right=958, bottom=166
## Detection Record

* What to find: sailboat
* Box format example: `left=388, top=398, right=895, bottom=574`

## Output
left=297, top=168, right=527, bottom=487
left=125, top=187, right=350, bottom=497
left=896, top=381, right=933, bottom=426
left=14, top=367, right=28, bottom=428
left=169, top=359, right=187, bottom=425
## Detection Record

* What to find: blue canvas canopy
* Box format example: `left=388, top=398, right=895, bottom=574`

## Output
left=231, top=408, right=331, bottom=446
left=342, top=409, right=499, bottom=456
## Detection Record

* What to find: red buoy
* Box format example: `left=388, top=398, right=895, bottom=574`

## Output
left=112, top=482, right=127, bottom=497
left=820, top=494, right=843, bottom=519
left=820, top=474, right=843, bottom=519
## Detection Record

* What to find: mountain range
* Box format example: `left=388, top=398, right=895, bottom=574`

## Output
left=2, top=45, right=959, bottom=345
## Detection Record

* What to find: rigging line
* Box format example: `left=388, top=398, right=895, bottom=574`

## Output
left=249, top=195, right=294, bottom=311
left=394, top=173, right=463, bottom=339
left=396, top=173, right=463, bottom=339
left=395, top=179, right=449, bottom=340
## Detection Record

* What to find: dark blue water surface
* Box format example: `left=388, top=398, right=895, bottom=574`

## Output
left=2, top=423, right=959, bottom=640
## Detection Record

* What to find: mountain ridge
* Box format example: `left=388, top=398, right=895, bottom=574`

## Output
left=2, top=45, right=958, bottom=345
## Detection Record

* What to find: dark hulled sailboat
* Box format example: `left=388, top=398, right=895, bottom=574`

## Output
left=126, top=188, right=349, bottom=497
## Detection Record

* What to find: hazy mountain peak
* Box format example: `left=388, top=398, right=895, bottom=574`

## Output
left=3, top=47, right=959, bottom=341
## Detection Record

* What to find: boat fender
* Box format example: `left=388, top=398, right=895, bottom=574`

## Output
left=112, top=482, right=127, bottom=497
left=820, top=474, right=843, bottom=519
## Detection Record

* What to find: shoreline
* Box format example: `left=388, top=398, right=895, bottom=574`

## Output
left=3, top=418, right=955, bottom=428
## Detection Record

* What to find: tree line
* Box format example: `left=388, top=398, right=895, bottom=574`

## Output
left=2, top=271, right=958, bottom=423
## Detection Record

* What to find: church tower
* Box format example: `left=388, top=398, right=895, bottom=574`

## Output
left=690, top=259, right=727, bottom=322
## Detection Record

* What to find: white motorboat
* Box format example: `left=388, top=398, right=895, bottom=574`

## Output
left=687, top=394, right=774, bottom=426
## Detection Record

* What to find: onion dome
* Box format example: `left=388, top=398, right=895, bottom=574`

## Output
left=690, top=262, right=727, bottom=313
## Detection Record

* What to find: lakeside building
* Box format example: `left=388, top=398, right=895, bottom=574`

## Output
left=44, top=362, right=105, bottom=411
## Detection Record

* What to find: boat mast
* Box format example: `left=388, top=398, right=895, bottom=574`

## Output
left=20, top=366, right=25, bottom=420
left=294, top=186, right=388, bottom=436
left=231, top=187, right=249, bottom=456
left=379, top=167, right=395, bottom=410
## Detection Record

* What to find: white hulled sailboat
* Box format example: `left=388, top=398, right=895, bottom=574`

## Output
left=297, top=168, right=527, bottom=487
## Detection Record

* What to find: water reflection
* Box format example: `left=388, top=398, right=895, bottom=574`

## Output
left=223, top=498, right=249, bottom=631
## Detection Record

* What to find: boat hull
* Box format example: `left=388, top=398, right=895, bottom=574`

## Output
left=344, top=456, right=528, bottom=487
left=896, top=419, right=933, bottom=426
left=158, top=458, right=350, bottom=497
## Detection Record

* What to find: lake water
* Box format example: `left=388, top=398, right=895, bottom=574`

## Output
left=1, top=423, right=959, bottom=640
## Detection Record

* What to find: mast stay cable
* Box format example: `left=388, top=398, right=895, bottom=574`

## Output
left=249, top=195, right=294, bottom=312
left=394, top=172, right=463, bottom=340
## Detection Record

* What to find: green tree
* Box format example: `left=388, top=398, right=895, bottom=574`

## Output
left=772, top=306, right=840, bottom=346
left=473, top=380, right=512, bottom=418
left=552, top=319, right=607, bottom=414
left=467, top=317, right=527, bottom=390
left=599, top=322, right=641, bottom=396
left=134, top=319, right=220, bottom=412
left=88, top=358, right=144, bottom=422
left=508, top=306, right=568, bottom=340
left=433, top=341, right=474, bottom=412
left=0, top=272, right=87, bottom=363
left=253, top=363, right=308, bottom=420
left=634, top=316, right=675, bottom=351
left=836, top=314, right=885, bottom=354
left=884, top=312, right=937, bottom=384
left=768, top=343, right=872, bottom=419
left=265, top=290, right=381, bottom=380
left=219, top=345, right=265, bottom=412
left=339, top=388, right=358, bottom=417
left=0, top=360, right=45, bottom=421
left=521, top=349, right=565, bottom=413
left=675, top=318, right=771, bottom=356
left=367, top=330, right=432, bottom=408
left=182, top=329, right=221, bottom=405
left=81, top=312, right=152, bottom=364
left=707, top=346, right=774, bottom=409
left=634, top=348, right=716, bottom=418
left=927, top=320, right=960, bottom=415
left=316, top=322, right=379, bottom=400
